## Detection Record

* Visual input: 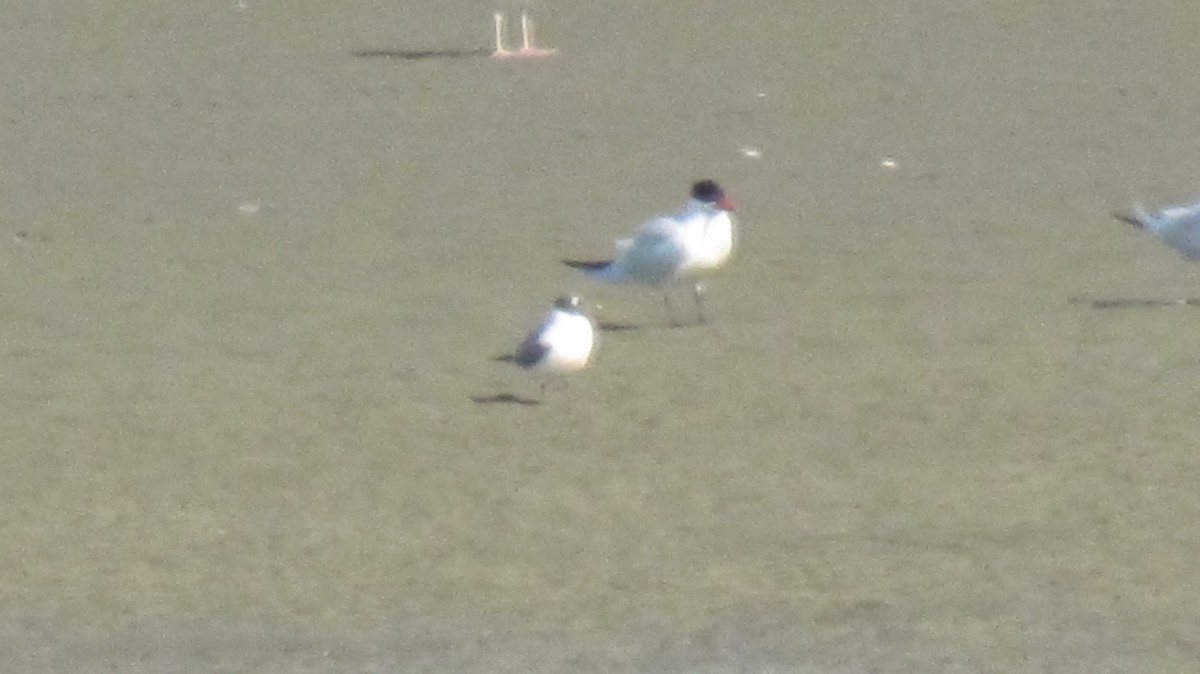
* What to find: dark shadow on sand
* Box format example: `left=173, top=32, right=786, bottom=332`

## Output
left=471, top=393, right=540, bottom=406
left=353, top=48, right=491, bottom=61
left=1068, top=296, right=1200, bottom=309
left=480, top=355, right=541, bottom=404
left=598, top=322, right=640, bottom=332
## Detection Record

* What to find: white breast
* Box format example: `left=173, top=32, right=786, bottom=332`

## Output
left=677, top=211, right=736, bottom=274
left=535, top=311, right=594, bottom=373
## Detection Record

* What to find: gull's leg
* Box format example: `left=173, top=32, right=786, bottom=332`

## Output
left=663, top=292, right=680, bottom=327
left=492, top=12, right=512, bottom=58
left=538, top=377, right=568, bottom=402
left=692, top=282, right=707, bottom=324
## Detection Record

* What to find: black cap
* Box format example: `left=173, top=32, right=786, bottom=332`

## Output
left=691, top=180, right=725, bottom=204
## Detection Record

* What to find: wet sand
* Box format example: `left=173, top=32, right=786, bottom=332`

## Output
left=3, top=1, right=1200, bottom=672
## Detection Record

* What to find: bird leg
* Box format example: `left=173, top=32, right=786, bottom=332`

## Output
left=663, top=292, right=681, bottom=327
left=692, top=282, right=707, bottom=324
left=521, top=12, right=534, bottom=53
left=492, top=12, right=512, bottom=58
left=516, top=11, right=557, bottom=56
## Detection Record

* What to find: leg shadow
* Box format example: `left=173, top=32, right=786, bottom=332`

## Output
left=1069, top=296, right=1200, bottom=309
left=353, top=48, right=491, bottom=61
left=470, top=393, right=541, bottom=406
left=598, top=322, right=640, bottom=333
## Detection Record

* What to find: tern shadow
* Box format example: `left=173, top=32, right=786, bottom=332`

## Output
left=1068, top=296, right=1200, bottom=309
left=598, top=322, right=640, bottom=332
left=471, top=393, right=541, bottom=406
left=353, top=48, right=491, bottom=61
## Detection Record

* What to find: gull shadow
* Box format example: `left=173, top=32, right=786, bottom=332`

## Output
left=471, top=393, right=540, bottom=406
left=1068, top=296, right=1200, bottom=309
left=353, top=48, right=491, bottom=61
left=480, top=354, right=541, bottom=404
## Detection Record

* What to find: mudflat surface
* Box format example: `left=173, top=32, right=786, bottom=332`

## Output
left=3, top=2, right=1200, bottom=672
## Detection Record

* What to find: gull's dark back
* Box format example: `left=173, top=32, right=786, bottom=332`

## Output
left=513, top=329, right=549, bottom=369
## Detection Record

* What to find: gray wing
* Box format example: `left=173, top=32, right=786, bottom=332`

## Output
left=514, top=336, right=547, bottom=369
left=513, top=318, right=552, bottom=368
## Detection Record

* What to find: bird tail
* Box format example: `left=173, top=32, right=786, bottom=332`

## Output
left=1113, top=204, right=1150, bottom=230
left=564, top=237, right=655, bottom=284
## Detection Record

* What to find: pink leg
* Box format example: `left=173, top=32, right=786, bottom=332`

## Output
left=514, top=11, right=557, bottom=57
left=491, top=12, right=513, bottom=58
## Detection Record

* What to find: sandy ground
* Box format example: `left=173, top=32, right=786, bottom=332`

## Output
left=3, top=1, right=1200, bottom=672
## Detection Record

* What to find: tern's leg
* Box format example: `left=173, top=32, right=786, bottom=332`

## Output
left=516, top=11, right=556, bottom=56
left=492, top=12, right=512, bottom=58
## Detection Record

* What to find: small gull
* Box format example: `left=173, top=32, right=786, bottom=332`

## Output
left=509, top=295, right=595, bottom=401
left=563, top=180, right=738, bottom=326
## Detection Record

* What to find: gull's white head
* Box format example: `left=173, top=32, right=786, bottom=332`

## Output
left=553, top=295, right=584, bottom=313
